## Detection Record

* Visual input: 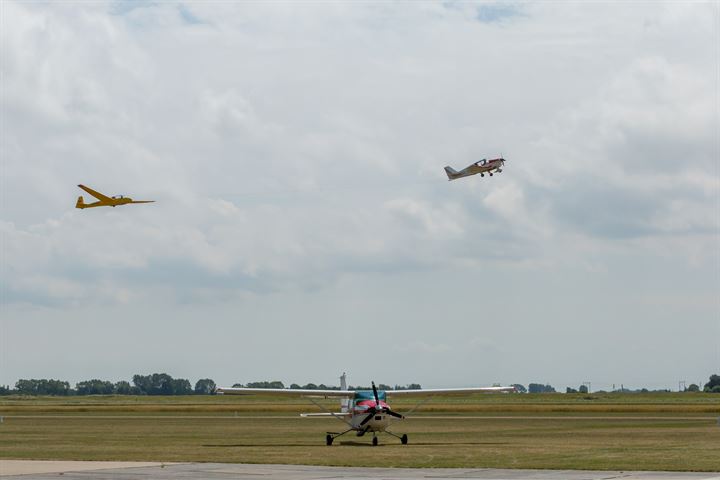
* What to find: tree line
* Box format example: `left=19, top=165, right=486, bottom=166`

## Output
left=1, top=374, right=718, bottom=396
left=0, top=374, right=217, bottom=396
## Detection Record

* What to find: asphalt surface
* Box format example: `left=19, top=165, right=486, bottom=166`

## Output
left=1, top=461, right=719, bottom=479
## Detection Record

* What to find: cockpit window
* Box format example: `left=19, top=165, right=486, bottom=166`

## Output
left=354, top=390, right=386, bottom=401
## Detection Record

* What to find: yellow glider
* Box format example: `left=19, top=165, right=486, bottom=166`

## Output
left=75, top=184, right=155, bottom=209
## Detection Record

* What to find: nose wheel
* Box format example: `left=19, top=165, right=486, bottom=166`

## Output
left=401, top=434, right=408, bottom=445
left=372, top=435, right=378, bottom=446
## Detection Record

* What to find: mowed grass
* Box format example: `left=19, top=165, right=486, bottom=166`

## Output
left=1, top=394, right=719, bottom=471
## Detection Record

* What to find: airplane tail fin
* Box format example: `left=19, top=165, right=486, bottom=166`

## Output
left=339, top=373, right=350, bottom=412
left=75, top=196, right=85, bottom=209
left=444, top=166, right=459, bottom=181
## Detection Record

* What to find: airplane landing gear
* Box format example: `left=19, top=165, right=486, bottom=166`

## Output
left=385, top=430, right=408, bottom=445
left=480, top=173, right=485, bottom=177
left=326, top=428, right=352, bottom=446
left=489, top=172, right=493, bottom=176
left=372, top=435, right=378, bottom=446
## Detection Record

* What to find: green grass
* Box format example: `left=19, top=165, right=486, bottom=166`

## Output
left=0, top=394, right=718, bottom=471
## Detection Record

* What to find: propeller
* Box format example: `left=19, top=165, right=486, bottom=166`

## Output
left=359, top=382, right=405, bottom=426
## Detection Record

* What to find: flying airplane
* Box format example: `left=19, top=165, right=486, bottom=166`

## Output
left=444, top=157, right=506, bottom=181
left=75, top=184, right=155, bottom=209
left=218, top=374, right=514, bottom=446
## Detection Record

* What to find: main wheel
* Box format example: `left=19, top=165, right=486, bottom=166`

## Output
left=489, top=172, right=493, bottom=176
left=372, top=436, right=378, bottom=446
left=480, top=173, right=484, bottom=177
left=326, top=434, right=333, bottom=446
left=401, top=434, right=408, bottom=445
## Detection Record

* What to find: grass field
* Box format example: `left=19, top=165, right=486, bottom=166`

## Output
left=1, top=394, right=719, bottom=471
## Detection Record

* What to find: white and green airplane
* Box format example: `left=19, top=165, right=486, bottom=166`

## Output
left=218, top=374, right=514, bottom=446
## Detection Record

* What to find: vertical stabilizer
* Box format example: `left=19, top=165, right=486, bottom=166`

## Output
left=444, top=166, right=460, bottom=180
left=339, top=373, right=350, bottom=412
left=75, top=196, right=85, bottom=209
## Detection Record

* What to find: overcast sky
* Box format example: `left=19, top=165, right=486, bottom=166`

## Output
left=1, top=1, right=718, bottom=391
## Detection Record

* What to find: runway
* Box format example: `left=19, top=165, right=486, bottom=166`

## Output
left=2, top=461, right=719, bottom=479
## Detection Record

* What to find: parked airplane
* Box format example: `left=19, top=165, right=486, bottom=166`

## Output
left=75, top=184, right=155, bottom=209
left=444, top=157, right=506, bottom=181
left=218, top=374, right=514, bottom=446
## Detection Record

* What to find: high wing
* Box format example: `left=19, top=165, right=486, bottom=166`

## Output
left=385, top=386, right=515, bottom=397
left=300, top=412, right=352, bottom=417
left=129, top=200, right=155, bottom=204
left=78, top=184, right=112, bottom=202
left=217, top=387, right=354, bottom=398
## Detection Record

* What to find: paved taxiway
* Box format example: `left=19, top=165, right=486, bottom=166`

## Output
left=1, top=461, right=719, bottom=479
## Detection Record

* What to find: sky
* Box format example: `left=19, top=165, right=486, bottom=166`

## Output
left=1, top=1, right=718, bottom=391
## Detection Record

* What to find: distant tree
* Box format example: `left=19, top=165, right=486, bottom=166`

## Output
left=0, top=385, right=13, bottom=395
left=170, top=378, right=192, bottom=395
left=76, top=379, right=115, bottom=395
left=686, top=384, right=700, bottom=392
left=578, top=385, right=589, bottom=394
left=302, top=383, right=318, bottom=390
left=232, top=383, right=244, bottom=388
left=132, top=373, right=190, bottom=395
left=14, top=380, right=33, bottom=395
left=132, top=374, right=152, bottom=394
left=15, top=379, right=71, bottom=396
left=704, top=374, right=720, bottom=393
left=246, top=381, right=285, bottom=389
left=566, top=387, right=578, bottom=394
left=392, top=384, right=422, bottom=390
left=114, top=381, right=133, bottom=395
left=194, top=379, right=216, bottom=395
left=712, top=386, right=720, bottom=393
left=290, top=384, right=301, bottom=389
left=511, top=384, right=526, bottom=393
left=528, top=383, right=556, bottom=394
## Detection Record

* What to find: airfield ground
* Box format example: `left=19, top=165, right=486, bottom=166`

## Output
left=0, top=393, right=718, bottom=472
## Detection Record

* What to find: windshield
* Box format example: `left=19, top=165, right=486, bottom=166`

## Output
left=354, top=390, right=386, bottom=401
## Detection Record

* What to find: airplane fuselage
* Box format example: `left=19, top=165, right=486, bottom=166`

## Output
left=445, top=157, right=506, bottom=180
left=349, top=398, right=393, bottom=433
left=76, top=197, right=135, bottom=209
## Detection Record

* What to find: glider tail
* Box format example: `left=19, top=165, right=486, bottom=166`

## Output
left=444, top=166, right=460, bottom=181
left=75, top=196, right=85, bottom=209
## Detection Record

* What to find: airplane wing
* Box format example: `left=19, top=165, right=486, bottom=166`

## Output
left=217, top=387, right=354, bottom=398
left=78, top=184, right=112, bottom=202
left=129, top=200, right=155, bottom=204
left=300, top=412, right=352, bottom=417
left=385, top=386, right=515, bottom=397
